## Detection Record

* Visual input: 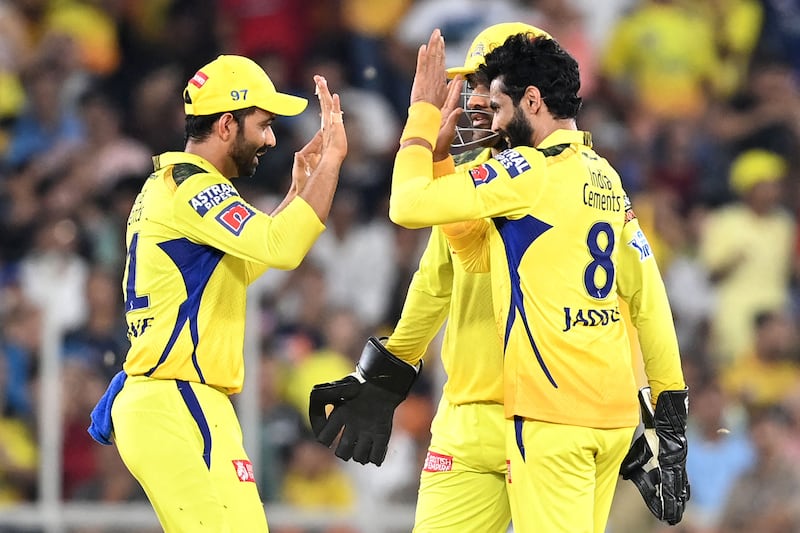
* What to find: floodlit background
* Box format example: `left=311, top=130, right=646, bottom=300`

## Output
left=1, top=0, right=799, bottom=531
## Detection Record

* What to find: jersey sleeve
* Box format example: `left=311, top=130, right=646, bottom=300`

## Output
left=390, top=144, right=546, bottom=228
left=441, top=219, right=491, bottom=273
left=173, top=173, right=324, bottom=270
left=616, top=215, right=686, bottom=401
left=384, top=228, right=454, bottom=364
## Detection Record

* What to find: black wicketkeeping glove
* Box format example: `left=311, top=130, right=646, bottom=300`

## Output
left=308, top=337, right=420, bottom=466
left=620, top=387, right=690, bottom=525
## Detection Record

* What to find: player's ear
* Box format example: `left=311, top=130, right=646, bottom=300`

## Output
left=524, top=86, right=541, bottom=111
left=217, top=112, right=237, bottom=140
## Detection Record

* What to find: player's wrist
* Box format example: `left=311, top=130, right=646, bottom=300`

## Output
left=400, top=102, right=441, bottom=148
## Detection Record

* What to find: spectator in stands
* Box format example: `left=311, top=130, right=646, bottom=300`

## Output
left=718, top=403, right=800, bottom=532
left=699, top=149, right=795, bottom=365
left=0, top=348, right=37, bottom=505
left=721, top=308, right=800, bottom=407
left=62, top=267, right=127, bottom=381
left=684, top=373, right=754, bottom=529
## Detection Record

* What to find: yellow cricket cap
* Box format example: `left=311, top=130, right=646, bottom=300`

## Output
left=446, top=22, right=552, bottom=78
left=729, top=149, right=787, bottom=195
left=183, top=55, right=308, bottom=117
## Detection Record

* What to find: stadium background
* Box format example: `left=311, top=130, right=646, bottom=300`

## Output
left=1, top=0, right=799, bottom=531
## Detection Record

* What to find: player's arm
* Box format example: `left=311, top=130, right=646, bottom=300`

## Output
left=389, top=102, right=539, bottom=228
left=307, top=225, right=453, bottom=467
left=173, top=173, right=324, bottom=270
left=616, top=210, right=690, bottom=526
left=384, top=227, right=454, bottom=364
left=616, top=215, right=685, bottom=398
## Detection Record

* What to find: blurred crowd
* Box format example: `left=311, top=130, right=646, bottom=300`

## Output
left=1, top=0, right=800, bottom=532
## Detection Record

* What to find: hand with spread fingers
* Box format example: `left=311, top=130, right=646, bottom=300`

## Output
left=314, top=74, right=347, bottom=160
left=433, top=73, right=465, bottom=161
left=410, top=28, right=451, bottom=109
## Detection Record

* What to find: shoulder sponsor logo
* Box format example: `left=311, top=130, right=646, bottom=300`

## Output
left=628, top=229, right=652, bottom=261
left=189, top=183, right=240, bottom=216
left=495, top=149, right=531, bottom=178
left=216, top=201, right=254, bottom=235
left=469, top=163, right=498, bottom=186
left=422, top=450, right=453, bottom=472
left=232, top=459, right=256, bottom=482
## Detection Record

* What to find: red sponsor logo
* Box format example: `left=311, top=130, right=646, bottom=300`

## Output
left=190, top=71, right=208, bottom=88
left=469, top=164, right=497, bottom=186
left=423, top=451, right=453, bottom=472
left=506, top=459, right=512, bottom=484
left=232, top=459, right=256, bottom=482
left=216, top=201, right=254, bottom=235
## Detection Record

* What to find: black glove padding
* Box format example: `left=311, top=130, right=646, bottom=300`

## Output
left=308, top=337, right=420, bottom=466
left=620, top=387, right=690, bottom=525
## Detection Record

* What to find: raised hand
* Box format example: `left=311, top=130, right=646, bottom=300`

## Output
left=410, top=29, right=450, bottom=109
left=433, top=75, right=464, bottom=161
left=314, top=75, right=348, bottom=161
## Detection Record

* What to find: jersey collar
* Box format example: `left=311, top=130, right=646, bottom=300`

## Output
left=536, top=129, right=592, bottom=150
left=152, top=152, right=222, bottom=175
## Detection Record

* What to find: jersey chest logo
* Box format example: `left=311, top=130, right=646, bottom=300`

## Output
left=216, top=201, right=254, bottom=235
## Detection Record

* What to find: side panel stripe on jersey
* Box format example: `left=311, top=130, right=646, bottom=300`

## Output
left=495, top=215, right=557, bottom=388
left=514, top=416, right=526, bottom=461
left=177, top=380, right=212, bottom=469
left=145, top=239, right=224, bottom=379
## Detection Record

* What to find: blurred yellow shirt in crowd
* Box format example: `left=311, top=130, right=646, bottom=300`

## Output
left=0, top=418, right=36, bottom=504
left=601, top=1, right=720, bottom=119
left=722, top=350, right=800, bottom=407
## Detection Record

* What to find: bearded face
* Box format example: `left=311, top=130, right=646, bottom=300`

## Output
left=498, top=105, right=534, bottom=149
left=228, top=124, right=266, bottom=178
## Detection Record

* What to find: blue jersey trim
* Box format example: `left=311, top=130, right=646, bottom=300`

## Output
left=514, top=415, right=526, bottom=461
left=146, top=238, right=224, bottom=381
left=494, top=215, right=558, bottom=388
left=176, top=380, right=212, bottom=469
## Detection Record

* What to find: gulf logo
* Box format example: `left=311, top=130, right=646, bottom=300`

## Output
left=469, top=163, right=498, bottom=186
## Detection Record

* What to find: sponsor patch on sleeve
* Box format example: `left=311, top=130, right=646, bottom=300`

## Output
left=628, top=229, right=652, bottom=261
left=216, top=201, right=254, bottom=235
left=495, top=149, right=531, bottom=178
left=623, top=195, right=637, bottom=224
left=469, top=163, right=498, bottom=186
left=189, top=183, right=240, bottom=216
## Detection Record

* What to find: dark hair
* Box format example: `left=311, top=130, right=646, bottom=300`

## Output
left=479, top=34, right=582, bottom=119
left=184, top=106, right=258, bottom=144
left=466, top=71, right=489, bottom=90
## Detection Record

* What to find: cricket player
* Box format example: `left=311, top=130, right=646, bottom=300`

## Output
left=310, top=23, right=551, bottom=533
left=386, top=30, right=689, bottom=533
left=88, top=55, right=347, bottom=532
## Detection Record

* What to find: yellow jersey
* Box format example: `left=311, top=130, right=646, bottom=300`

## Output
left=390, top=107, right=685, bottom=427
left=122, top=152, right=324, bottom=394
